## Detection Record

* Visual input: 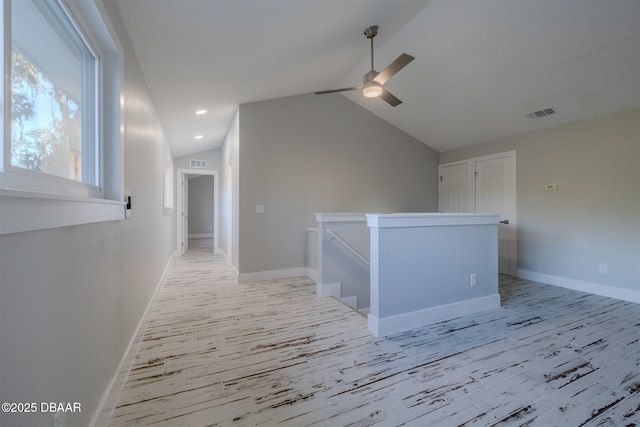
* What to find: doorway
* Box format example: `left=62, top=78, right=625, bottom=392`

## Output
left=439, top=151, right=516, bottom=275
left=176, top=168, right=219, bottom=255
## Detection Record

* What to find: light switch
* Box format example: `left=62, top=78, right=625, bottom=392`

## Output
left=545, top=184, right=558, bottom=191
left=256, top=204, right=264, bottom=214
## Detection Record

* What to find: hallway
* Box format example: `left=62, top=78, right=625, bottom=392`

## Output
left=107, top=241, right=640, bottom=426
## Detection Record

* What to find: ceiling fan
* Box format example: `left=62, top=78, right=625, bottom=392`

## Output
left=315, top=25, right=414, bottom=107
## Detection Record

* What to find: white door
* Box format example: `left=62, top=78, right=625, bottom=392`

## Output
left=439, top=162, right=469, bottom=213
left=182, top=176, right=189, bottom=255
left=439, top=151, right=517, bottom=275
left=475, top=155, right=516, bottom=275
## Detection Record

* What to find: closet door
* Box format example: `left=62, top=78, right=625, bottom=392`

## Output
left=439, top=162, right=470, bottom=213
left=475, top=154, right=516, bottom=275
left=440, top=151, right=517, bottom=275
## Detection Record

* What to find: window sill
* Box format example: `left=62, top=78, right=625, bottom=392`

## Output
left=0, top=188, right=125, bottom=235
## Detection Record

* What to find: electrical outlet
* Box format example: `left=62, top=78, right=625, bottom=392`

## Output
left=470, top=273, right=477, bottom=287
left=599, top=263, right=608, bottom=274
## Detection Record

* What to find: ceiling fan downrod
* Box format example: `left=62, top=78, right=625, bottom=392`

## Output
left=364, top=25, right=378, bottom=72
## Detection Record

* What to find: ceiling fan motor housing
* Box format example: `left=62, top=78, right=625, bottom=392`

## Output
left=363, top=70, right=379, bottom=84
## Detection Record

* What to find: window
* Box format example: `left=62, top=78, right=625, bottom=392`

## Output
left=10, top=0, right=97, bottom=186
left=1, top=0, right=124, bottom=234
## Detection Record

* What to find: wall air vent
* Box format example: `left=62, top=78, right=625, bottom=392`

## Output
left=527, top=107, right=557, bottom=119
left=189, top=159, right=208, bottom=169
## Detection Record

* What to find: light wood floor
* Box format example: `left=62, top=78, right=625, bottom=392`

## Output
left=108, top=239, right=639, bottom=426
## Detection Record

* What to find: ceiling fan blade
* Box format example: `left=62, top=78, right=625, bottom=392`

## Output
left=379, top=88, right=402, bottom=107
left=372, top=53, right=415, bottom=85
left=315, top=86, right=363, bottom=95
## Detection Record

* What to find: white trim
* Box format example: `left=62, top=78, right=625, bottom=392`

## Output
left=90, top=251, right=175, bottom=427
left=0, top=188, right=124, bottom=235
left=237, top=267, right=313, bottom=284
left=315, top=213, right=369, bottom=223
left=176, top=168, right=219, bottom=256
left=316, top=281, right=341, bottom=298
left=517, top=269, right=640, bottom=304
left=367, top=213, right=500, bottom=228
left=367, top=294, right=501, bottom=337
left=439, top=150, right=518, bottom=168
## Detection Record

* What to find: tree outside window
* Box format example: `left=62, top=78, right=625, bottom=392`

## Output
left=11, top=49, right=82, bottom=181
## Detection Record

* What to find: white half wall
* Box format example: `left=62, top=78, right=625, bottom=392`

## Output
left=367, top=213, right=501, bottom=336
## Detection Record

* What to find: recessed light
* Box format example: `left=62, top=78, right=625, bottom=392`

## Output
left=196, top=109, right=207, bottom=115
left=195, top=135, right=203, bottom=140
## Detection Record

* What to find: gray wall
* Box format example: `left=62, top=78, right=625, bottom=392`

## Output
left=238, top=93, right=439, bottom=274
left=188, top=175, right=215, bottom=235
left=0, top=2, right=175, bottom=426
left=439, top=108, right=640, bottom=294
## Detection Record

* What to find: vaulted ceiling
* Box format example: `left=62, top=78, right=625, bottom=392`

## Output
left=115, top=0, right=640, bottom=158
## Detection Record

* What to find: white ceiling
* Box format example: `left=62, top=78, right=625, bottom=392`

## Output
left=115, top=0, right=640, bottom=158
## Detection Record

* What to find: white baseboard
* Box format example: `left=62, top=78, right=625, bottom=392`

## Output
left=516, top=269, right=640, bottom=303
left=188, top=233, right=214, bottom=238
left=90, top=252, right=175, bottom=427
left=317, top=281, right=341, bottom=298
left=368, top=294, right=501, bottom=337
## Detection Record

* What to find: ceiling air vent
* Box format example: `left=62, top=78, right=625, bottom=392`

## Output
left=527, top=107, right=557, bottom=119
left=189, top=159, right=208, bottom=169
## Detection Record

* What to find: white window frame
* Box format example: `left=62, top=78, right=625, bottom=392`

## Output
left=0, top=0, right=124, bottom=235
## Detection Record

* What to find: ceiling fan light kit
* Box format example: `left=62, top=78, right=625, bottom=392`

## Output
left=315, top=25, right=414, bottom=106
left=363, top=80, right=382, bottom=98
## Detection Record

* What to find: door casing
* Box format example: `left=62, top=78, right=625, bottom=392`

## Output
left=176, top=168, right=219, bottom=255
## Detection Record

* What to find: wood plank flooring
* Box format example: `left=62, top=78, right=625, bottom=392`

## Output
left=108, top=239, right=639, bottom=426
